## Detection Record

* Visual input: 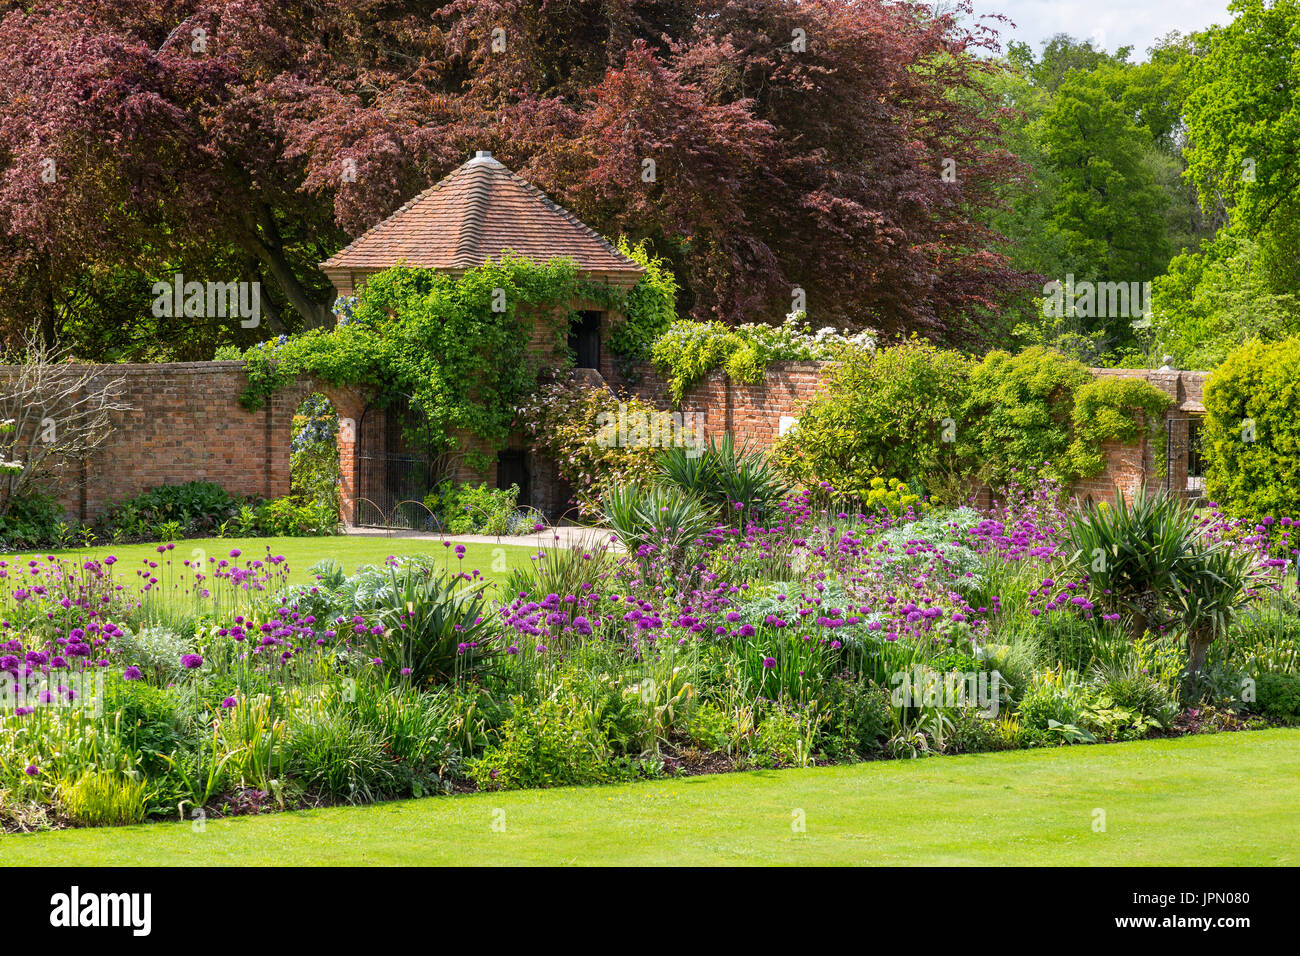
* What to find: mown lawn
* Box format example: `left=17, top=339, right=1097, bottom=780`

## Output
left=7, top=729, right=1297, bottom=866
left=2, top=535, right=538, bottom=596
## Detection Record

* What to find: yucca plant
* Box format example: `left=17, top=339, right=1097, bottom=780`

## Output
left=365, top=565, right=496, bottom=685
left=654, top=435, right=789, bottom=524
left=1173, top=543, right=1262, bottom=679
left=656, top=443, right=714, bottom=498
left=1066, top=486, right=1201, bottom=640
left=1068, top=486, right=1264, bottom=678
left=601, top=483, right=713, bottom=574
left=709, top=434, right=791, bottom=523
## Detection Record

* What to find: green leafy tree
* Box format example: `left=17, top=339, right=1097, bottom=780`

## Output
left=1184, top=0, right=1300, bottom=260
left=1036, top=71, right=1170, bottom=329
left=1150, top=230, right=1300, bottom=369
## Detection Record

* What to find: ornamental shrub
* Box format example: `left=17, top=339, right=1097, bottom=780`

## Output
left=770, top=337, right=972, bottom=497
left=1253, top=671, right=1300, bottom=722
left=517, top=379, right=662, bottom=517
left=1202, top=337, right=1300, bottom=520
left=960, top=347, right=1092, bottom=490
left=423, top=481, right=522, bottom=535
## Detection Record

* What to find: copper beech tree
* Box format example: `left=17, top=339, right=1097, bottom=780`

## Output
left=0, top=0, right=1035, bottom=354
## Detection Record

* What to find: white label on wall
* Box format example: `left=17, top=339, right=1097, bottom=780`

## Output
left=779, top=415, right=797, bottom=436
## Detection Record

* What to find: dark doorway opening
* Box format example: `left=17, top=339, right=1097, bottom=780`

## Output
left=355, top=394, right=435, bottom=528
left=497, top=449, right=531, bottom=507
left=568, top=310, right=602, bottom=370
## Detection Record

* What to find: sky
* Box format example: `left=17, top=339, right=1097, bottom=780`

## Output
left=962, top=0, right=1234, bottom=60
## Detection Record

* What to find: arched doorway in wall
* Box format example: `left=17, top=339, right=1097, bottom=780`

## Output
left=291, top=393, right=341, bottom=515
left=354, top=393, right=436, bottom=528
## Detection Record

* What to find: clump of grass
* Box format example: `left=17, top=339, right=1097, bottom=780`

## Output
left=57, top=771, right=148, bottom=827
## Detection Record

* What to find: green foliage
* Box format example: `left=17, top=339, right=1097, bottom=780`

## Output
left=962, top=347, right=1092, bottom=488
left=102, top=481, right=237, bottom=540
left=651, top=320, right=748, bottom=404
left=1069, top=376, right=1172, bottom=476
left=601, top=483, right=713, bottom=570
left=774, top=340, right=1178, bottom=498
left=1016, top=668, right=1092, bottom=734
left=607, top=237, right=678, bottom=363
left=285, top=701, right=396, bottom=803
left=423, top=481, right=522, bottom=535
left=1202, top=337, right=1300, bottom=520
left=821, top=680, right=893, bottom=756
left=469, top=694, right=631, bottom=791
left=1150, top=231, right=1300, bottom=370
left=0, top=488, right=63, bottom=549
left=1066, top=488, right=1204, bottom=638
left=1184, top=0, right=1300, bottom=256
left=251, top=497, right=340, bottom=537
left=1035, top=70, right=1171, bottom=317
left=771, top=338, right=972, bottom=497
left=1253, top=672, right=1300, bottom=722
left=1066, top=488, right=1263, bottom=674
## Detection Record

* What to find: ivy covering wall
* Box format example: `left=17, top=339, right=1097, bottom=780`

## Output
left=236, top=258, right=629, bottom=469
left=772, top=340, right=1172, bottom=501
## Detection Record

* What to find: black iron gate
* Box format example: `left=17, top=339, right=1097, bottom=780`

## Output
left=355, top=394, right=435, bottom=529
left=1165, top=416, right=1205, bottom=499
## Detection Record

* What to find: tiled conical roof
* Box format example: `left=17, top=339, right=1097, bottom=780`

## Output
left=320, top=151, right=643, bottom=282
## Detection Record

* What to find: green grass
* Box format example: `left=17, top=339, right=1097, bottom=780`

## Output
left=7, top=729, right=1296, bottom=865
left=2, top=535, right=537, bottom=597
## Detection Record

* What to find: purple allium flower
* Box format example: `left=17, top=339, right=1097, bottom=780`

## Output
left=180, top=654, right=203, bottom=669
left=762, top=656, right=777, bottom=669
left=221, top=697, right=237, bottom=708
left=123, top=665, right=143, bottom=681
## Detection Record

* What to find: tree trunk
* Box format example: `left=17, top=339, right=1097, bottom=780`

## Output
left=239, top=202, right=331, bottom=330
left=1187, top=627, right=1213, bottom=679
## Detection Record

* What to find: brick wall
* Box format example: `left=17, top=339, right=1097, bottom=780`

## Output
left=0, top=361, right=365, bottom=524
left=603, top=359, right=1208, bottom=507
left=606, top=359, right=827, bottom=452
left=1, top=354, right=1209, bottom=529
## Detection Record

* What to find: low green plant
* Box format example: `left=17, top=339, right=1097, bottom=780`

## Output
left=1253, top=671, right=1300, bottom=721
left=469, top=694, right=630, bottom=790
left=57, top=772, right=148, bottom=827
left=0, top=488, right=64, bottom=550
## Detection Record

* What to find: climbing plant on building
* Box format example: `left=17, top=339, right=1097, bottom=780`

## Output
left=236, top=259, right=628, bottom=470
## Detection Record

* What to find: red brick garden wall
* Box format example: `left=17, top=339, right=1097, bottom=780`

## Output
left=0, top=361, right=366, bottom=524
left=607, top=359, right=1209, bottom=507
left=1, top=355, right=1208, bottom=527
